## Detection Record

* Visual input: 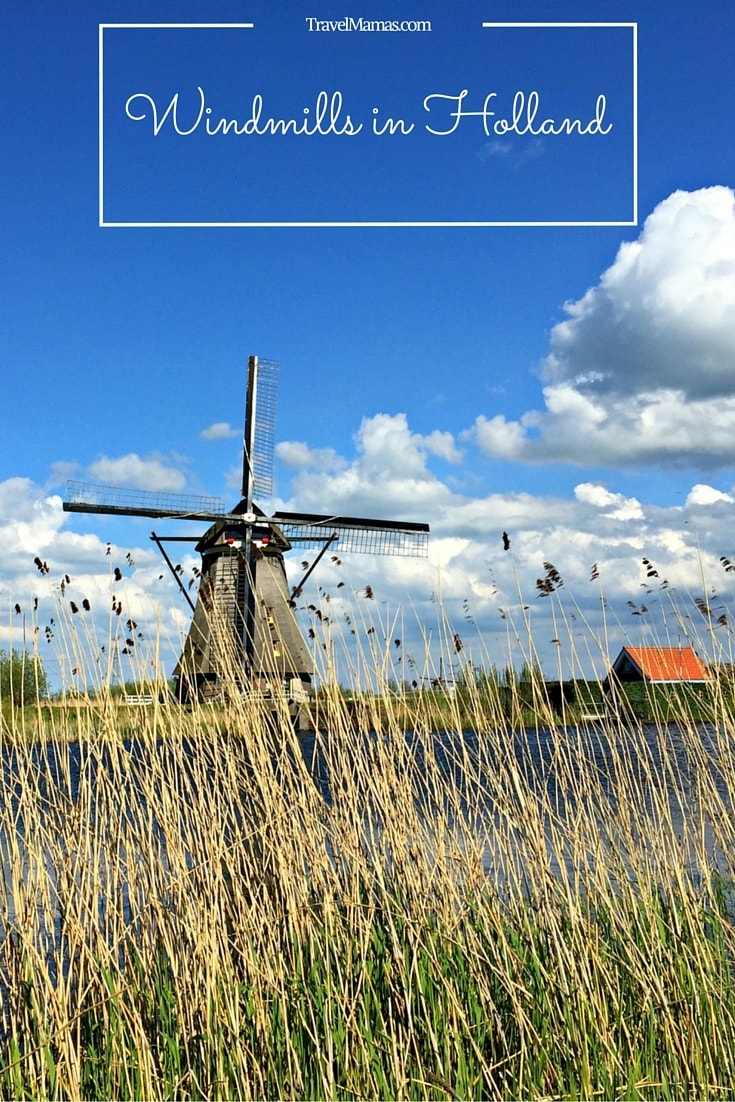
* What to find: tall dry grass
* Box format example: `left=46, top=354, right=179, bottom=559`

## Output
left=1, top=569, right=735, bottom=1099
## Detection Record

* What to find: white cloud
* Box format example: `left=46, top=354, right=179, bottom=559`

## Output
left=463, top=413, right=529, bottom=461
left=0, top=479, right=66, bottom=568
left=275, top=440, right=346, bottom=472
left=48, top=460, right=80, bottom=487
left=421, top=429, right=463, bottom=464
left=543, top=186, right=735, bottom=399
left=88, top=453, right=187, bottom=492
left=200, top=422, right=239, bottom=441
left=469, top=187, right=735, bottom=469
left=574, top=482, right=644, bottom=520
left=685, top=483, right=734, bottom=507
left=278, top=413, right=457, bottom=518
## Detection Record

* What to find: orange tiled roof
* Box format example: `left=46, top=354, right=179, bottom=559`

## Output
left=618, top=646, right=708, bottom=682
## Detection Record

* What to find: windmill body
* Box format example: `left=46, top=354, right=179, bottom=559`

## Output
left=63, top=356, right=429, bottom=716
left=174, top=513, right=314, bottom=704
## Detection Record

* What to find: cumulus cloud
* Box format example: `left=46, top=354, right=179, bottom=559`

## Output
left=275, top=441, right=347, bottom=472
left=573, top=482, right=644, bottom=520
left=87, top=453, right=187, bottom=492
left=278, top=413, right=458, bottom=518
left=468, top=187, right=735, bottom=469
left=544, top=186, right=735, bottom=399
left=0, top=479, right=66, bottom=569
left=685, top=483, right=734, bottom=506
left=200, top=422, right=239, bottom=441
left=421, top=429, right=463, bottom=464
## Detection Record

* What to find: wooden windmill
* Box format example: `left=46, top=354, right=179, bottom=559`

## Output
left=63, top=356, right=429, bottom=713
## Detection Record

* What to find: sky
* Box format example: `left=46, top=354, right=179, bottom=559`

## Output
left=3, top=0, right=735, bottom=691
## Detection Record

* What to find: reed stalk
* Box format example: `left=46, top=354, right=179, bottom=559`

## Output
left=1, top=572, right=735, bottom=1099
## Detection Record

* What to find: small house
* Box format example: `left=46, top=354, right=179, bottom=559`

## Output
left=604, top=645, right=709, bottom=718
left=607, top=646, right=709, bottom=685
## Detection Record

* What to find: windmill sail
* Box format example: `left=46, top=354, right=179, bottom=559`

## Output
left=64, top=481, right=227, bottom=521
left=273, top=511, right=429, bottom=556
left=247, top=355, right=280, bottom=502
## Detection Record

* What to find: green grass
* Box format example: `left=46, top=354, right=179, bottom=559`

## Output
left=4, top=876, right=735, bottom=1099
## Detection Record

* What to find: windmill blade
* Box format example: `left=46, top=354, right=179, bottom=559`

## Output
left=272, top=510, right=429, bottom=557
left=63, top=481, right=228, bottom=522
left=243, top=355, right=280, bottom=506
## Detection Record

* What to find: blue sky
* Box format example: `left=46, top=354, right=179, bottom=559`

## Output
left=3, top=0, right=735, bottom=689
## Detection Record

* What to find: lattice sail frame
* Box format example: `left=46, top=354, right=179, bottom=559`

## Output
left=64, top=481, right=226, bottom=519
left=250, top=357, right=280, bottom=501
left=275, top=513, right=429, bottom=557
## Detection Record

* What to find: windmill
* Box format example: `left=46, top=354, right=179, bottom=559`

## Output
left=63, top=356, right=429, bottom=716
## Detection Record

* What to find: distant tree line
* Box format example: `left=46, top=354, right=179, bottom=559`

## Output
left=0, top=649, right=49, bottom=707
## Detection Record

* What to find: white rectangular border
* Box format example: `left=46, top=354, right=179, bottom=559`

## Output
left=99, top=21, right=638, bottom=228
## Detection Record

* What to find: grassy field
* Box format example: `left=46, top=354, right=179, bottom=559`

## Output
left=1, top=602, right=735, bottom=1099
